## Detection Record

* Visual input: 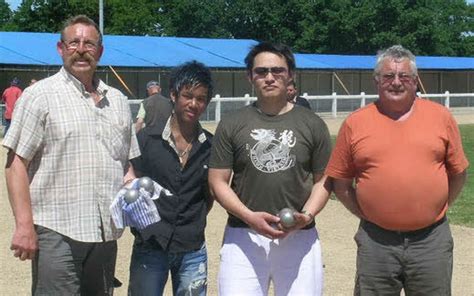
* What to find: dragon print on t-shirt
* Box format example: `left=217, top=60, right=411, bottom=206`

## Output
left=247, top=128, right=296, bottom=173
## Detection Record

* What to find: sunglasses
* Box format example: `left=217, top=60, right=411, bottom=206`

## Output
left=253, top=67, right=288, bottom=77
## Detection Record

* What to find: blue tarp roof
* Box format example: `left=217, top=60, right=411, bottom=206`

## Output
left=1, top=32, right=473, bottom=70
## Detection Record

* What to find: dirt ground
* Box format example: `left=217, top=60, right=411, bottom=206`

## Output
left=1, top=113, right=473, bottom=295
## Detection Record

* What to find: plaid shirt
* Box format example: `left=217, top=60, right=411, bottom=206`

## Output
left=2, top=67, right=140, bottom=242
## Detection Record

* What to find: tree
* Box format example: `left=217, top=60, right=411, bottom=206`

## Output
left=0, top=0, right=13, bottom=30
left=157, top=0, right=230, bottom=37
left=1, top=0, right=472, bottom=56
left=104, top=0, right=162, bottom=36
left=300, top=0, right=474, bottom=56
left=12, top=0, right=69, bottom=32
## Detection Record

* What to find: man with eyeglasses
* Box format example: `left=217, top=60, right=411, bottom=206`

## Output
left=326, top=45, right=468, bottom=295
left=209, top=41, right=332, bottom=295
left=3, top=15, right=139, bottom=295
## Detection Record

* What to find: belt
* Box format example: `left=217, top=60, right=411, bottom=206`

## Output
left=362, top=216, right=447, bottom=236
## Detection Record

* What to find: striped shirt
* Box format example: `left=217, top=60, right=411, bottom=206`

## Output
left=2, top=67, right=140, bottom=242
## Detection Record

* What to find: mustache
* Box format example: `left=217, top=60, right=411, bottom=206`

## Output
left=388, top=86, right=404, bottom=91
left=71, top=51, right=95, bottom=63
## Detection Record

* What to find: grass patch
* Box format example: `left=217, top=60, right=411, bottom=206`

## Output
left=448, top=124, right=474, bottom=227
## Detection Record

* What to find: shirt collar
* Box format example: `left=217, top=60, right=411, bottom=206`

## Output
left=60, top=67, right=108, bottom=99
left=162, top=115, right=208, bottom=144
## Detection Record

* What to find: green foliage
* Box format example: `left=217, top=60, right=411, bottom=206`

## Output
left=9, top=0, right=97, bottom=33
left=158, top=0, right=229, bottom=37
left=105, top=0, right=162, bottom=36
left=1, top=0, right=473, bottom=56
left=0, top=0, right=13, bottom=30
left=448, top=124, right=474, bottom=227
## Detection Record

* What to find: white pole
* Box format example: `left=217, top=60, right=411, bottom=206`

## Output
left=332, top=92, right=337, bottom=118
left=360, top=92, right=366, bottom=107
left=215, top=95, right=221, bottom=123
left=445, top=91, right=450, bottom=108
left=245, top=94, right=251, bottom=105
left=99, top=0, right=104, bottom=35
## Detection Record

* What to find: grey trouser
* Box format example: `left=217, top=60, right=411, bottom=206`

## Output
left=32, top=225, right=117, bottom=296
left=354, top=217, right=453, bottom=296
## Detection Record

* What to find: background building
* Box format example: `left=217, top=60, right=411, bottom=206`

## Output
left=1, top=32, right=473, bottom=100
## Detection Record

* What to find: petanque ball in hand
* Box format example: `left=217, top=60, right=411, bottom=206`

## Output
left=124, top=189, right=139, bottom=204
left=138, top=176, right=154, bottom=194
left=279, top=208, right=296, bottom=228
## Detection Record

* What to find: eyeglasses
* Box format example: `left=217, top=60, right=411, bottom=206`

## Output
left=253, top=67, right=288, bottom=78
left=62, top=39, right=99, bottom=53
left=379, top=72, right=415, bottom=83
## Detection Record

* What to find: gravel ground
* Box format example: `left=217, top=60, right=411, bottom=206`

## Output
left=1, top=113, right=473, bottom=295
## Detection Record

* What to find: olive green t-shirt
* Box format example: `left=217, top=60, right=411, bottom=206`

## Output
left=209, top=104, right=331, bottom=227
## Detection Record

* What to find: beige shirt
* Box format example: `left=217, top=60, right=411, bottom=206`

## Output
left=2, top=67, right=140, bottom=242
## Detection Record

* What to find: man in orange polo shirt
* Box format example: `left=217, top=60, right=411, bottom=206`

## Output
left=326, top=45, right=468, bottom=295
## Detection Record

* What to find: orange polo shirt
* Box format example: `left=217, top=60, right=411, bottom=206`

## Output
left=326, top=99, right=469, bottom=231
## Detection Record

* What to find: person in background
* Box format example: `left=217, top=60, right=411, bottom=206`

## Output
left=208, top=42, right=332, bottom=295
left=326, top=45, right=468, bottom=295
left=29, top=78, right=38, bottom=86
left=287, top=80, right=311, bottom=109
left=129, top=61, right=214, bottom=296
left=2, top=77, right=22, bottom=136
left=135, top=80, right=173, bottom=132
left=3, top=15, right=139, bottom=295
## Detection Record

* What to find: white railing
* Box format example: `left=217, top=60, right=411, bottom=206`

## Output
left=3, top=92, right=472, bottom=126
left=205, top=92, right=474, bottom=121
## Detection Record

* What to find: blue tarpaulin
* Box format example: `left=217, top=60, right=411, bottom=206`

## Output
left=1, top=32, right=473, bottom=70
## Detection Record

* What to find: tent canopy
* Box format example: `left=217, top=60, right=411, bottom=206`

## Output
left=1, top=32, right=473, bottom=70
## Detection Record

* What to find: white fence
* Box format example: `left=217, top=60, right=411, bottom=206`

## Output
left=2, top=92, right=473, bottom=127
left=128, top=92, right=474, bottom=123
left=184, top=92, right=474, bottom=122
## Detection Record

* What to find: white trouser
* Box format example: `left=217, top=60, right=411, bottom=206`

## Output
left=218, top=225, right=323, bottom=296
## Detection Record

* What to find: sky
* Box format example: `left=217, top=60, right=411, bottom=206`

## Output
left=5, top=0, right=474, bottom=10
left=6, top=0, right=21, bottom=10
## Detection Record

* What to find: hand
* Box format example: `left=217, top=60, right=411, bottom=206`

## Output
left=123, top=162, right=137, bottom=186
left=277, top=211, right=313, bottom=233
left=123, top=177, right=135, bottom=188
left=123, top=174, right=136, bottom=186
left=245, top=211, right=285, bottom=240
left=11, top=225, right=38, bottom=261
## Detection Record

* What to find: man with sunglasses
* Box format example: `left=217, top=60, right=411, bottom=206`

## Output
left=3, top=15, right=139, bottom=295
left=326, top=45, right=468, bottom=295
left=209, top=42, right=332, bottom=295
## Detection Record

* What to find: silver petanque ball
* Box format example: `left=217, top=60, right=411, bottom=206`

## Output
left=124, top=188, right=139, bottom=204
left=279, top=208, right=296, bottom=228
left=138, top=176, right=154, bottom=194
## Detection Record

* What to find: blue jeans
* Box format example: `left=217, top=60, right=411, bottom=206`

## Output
left=4, top=119, right=11, bottom=137
left=128, top=239, right=208, bottom=296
